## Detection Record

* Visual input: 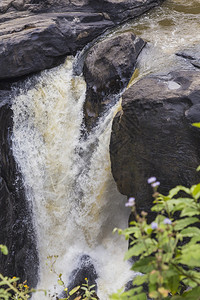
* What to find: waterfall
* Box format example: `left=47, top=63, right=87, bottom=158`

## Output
left=12, top=57, right=132, bottom=299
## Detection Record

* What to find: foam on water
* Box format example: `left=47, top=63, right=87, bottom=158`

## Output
left=11, top=0, right=200, bottom=298
left=116, top=0, right=200, bottom=84
left=12, top=57, right=132, bottom=299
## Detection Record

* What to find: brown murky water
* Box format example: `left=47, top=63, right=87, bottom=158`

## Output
left=117, top=0, right=200, bottom=79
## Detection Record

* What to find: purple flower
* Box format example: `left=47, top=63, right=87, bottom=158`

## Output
left=147, top=177, right=156, bottom=184
left=151, top=181, right=160, bottom=188
left=125, top=197, right=135, bottom=207
left=151, top=222, right=158, bottom=230
left=163, top=218, right=172, bottom=225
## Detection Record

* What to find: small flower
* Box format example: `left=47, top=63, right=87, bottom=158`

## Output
left=151, top=181, right=160, bottom=188
left=85, top=278, right=88, bottom=281
left=125, top=197, right=135, bottom=207
left=24, top=285, right=28, bottom=288
left=147, top=177, right=156, bottom=184
left=151, top=222, right=158, bottom=230
left=163, top=218, right=172, bottom=225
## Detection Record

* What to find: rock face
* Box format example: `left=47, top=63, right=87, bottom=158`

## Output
left=0, top=0, right=165, bottom=288
left=83, top=32, right=146, bottom=130
left=110, top=70, right=200, bottom=213
left=176, top=44, right=200, bottom=69
left=60, top=255, right=98, bottom=300
left=0, top=0, right=164, bottom=79
left=0, top=95, right=38, bottom=287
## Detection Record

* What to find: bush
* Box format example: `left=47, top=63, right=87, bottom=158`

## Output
left=0, top=245, right=31, bottom=300
left=111, top=175, right=200, bottom=300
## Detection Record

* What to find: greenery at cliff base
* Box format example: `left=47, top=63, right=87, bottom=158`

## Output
left=111, top=174, right=200, bottom=300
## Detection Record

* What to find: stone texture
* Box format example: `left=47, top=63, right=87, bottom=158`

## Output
left=83, top=32, right=146, bottom=130
left=176, top=44, right=200, bottom=70
left=0, top=96, right=38, bottom=288
left=0, top=0, right=164, bottom=79
left=60, top=255, right=98, bottom=300
left=110, top=70, right=200, bottom=213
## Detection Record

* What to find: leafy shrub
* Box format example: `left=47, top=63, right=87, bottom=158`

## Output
left=0, top=245, right=31, bottom=300
left=111, top=175, right=200, bottom=300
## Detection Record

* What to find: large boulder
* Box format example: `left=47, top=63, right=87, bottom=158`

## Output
left=88, top=0, right=164, bottom=24
left=83, top=32, right=146, bottom=130
left=0, top=95, right=38, bottom=287
left=0, top=0, right=164, bottom=79
left=110, top=70, right=200, bottom=213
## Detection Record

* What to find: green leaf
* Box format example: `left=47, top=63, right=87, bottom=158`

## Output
left=192, top=122, right=200, bottom=128
left=188, top=235, right=200, bottom=246
left=133, top=274, right=148, bottom=286
left=128, top=286, right=143, bottom=295
left=0, top=245, right=8, bottom=255
left=89, top=284, right=96, bottom=289
left=180, top=207, right=199, bottom=217
left=179, top=244, right=200, bottom=267
left=124, top=243, right=146, bottom=260
left=69, top=286, right=80, bottom=295
left=196, top=166, right=200, bottom=172
left=132, top=293, right=147, bottom=300
left=168, top=186, right=190, bottom=198
left=180, top=226, right=200, bottom=237
left=174, top=217, right=199, bottom=231
left=149, top=271, right=159, bottom=284
left=191, top=183, right=200, bottom=200
left=151, top=203, right=165, bottom=212
left=132, top=257, right=155, bottom=273
left=168, top=198, right=194, bottom=212
left=57, top=279, right=64, bottom=286
left=125, top=239, right=157, bottom=260
left=167, top=274, right=180, bottom=294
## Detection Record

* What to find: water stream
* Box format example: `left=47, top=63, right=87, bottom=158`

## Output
left=116, top=0, right=200, bottom=83
left=11, top=0, right=200, bottom=298
left=12, top=58, right=131, bottom=299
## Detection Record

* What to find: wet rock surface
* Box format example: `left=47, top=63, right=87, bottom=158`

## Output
left=176, top=44, right=200, bottom=70
left=0, top=0, right=164, bottom=79
left=110, top=70, right=200, bottom=212
left=60, top=255, right=98, bottom=300
left=83, top=32, right=146, bottom=130
left=0, top=97, right=38, bottom=288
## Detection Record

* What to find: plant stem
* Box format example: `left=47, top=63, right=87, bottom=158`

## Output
left=0, top=274, right=28, bottom=300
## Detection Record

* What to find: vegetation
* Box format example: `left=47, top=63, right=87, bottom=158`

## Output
left=1, top=168, right=200, bottom=298
left=111, top=174, right=200, bottom=300
left=0, top=250, right=97, bottom=299
left=0, top=245, right=31, bottom=300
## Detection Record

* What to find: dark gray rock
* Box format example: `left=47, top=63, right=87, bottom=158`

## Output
left=0, top=0, right=164, bottom=79
left=88, top=0, right=164, bottom=24
left=83, top=32, right=146, bottom=130
left=0, top=97, right=38, bottom=288
left=60, top=255, right=98, bottom=300
left=110, top=70, right=200, bottom=212
left=0, top=12, right=113, bottom=80
left=176, top=44, right=200, bottom=70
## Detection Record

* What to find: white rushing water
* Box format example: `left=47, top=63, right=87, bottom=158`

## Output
left=11, top=0, right=200, bottom=298
left=12, top=57, right=132, bottom=299
left=115, top=0, right=200, bottom=84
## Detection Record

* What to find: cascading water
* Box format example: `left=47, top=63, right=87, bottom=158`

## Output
left=12, top=57, right=132, bottom=299
left=11, top=0, right=200, bottom=298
